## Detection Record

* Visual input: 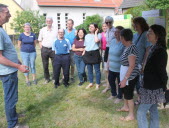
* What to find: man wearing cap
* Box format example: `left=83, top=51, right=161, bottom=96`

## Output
left=38, top=17, right=57, bottom=84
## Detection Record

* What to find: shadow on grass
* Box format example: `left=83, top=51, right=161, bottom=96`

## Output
left=19, top=86, right=70, bottom=125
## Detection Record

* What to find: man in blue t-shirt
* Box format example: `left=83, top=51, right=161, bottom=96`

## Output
left=64, top=19, right=76, bottom=82
left=52, top=29, right=71, bottom=88
left=0, top=4, right=29, bottom=128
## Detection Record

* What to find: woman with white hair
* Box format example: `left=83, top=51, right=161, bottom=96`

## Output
left=102, top=16, right=116, bottom=93
left=18, top=23, right=37, bottom=86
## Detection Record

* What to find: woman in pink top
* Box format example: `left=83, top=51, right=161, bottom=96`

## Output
left=100, top=23, right=109, bottom=92
left=100, top=23, right=107, bottom=51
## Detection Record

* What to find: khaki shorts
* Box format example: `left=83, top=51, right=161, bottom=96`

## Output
left=70, top=51, right=75, bottom=66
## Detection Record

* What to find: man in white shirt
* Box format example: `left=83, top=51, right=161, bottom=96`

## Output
left=38, top=17, right=57, bottom=84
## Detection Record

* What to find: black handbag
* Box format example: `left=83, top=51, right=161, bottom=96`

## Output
left=83, top=49, right=101, bottom=64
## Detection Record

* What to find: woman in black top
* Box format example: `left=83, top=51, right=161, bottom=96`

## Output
left=137, top=24, right=168, bottom=128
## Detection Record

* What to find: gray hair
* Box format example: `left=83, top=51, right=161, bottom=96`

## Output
left=105, top=16, right=114, bottom=23
left=67, top=19, right=74, bottom=24
left=24, top=23, right=31, bottom=27
left=0, top=4, right=8, bottom=12
left=46, top=17, right=53, bottom=21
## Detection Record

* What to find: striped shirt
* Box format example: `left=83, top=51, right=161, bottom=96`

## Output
left=120, top=44, right=139, bottom=80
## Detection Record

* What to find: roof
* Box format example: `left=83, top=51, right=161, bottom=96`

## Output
left=13, top=0, right=24, bottom=10
left=120, top=0, right=144, bottom=8
left=36, top=0, right=123, bottom=8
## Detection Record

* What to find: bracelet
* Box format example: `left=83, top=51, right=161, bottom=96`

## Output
left=124, top=76, right=128, bottom=80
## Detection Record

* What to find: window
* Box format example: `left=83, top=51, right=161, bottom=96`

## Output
left=57, top=13, right=61, bottom=29
left=83, top=13, right=86, bottom=22
left=43, top=13, right=47, bottom=18
left=65, top=13, right=69, bottom=29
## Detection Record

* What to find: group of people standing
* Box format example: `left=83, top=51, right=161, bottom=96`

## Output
left=0, top=3, right=168, bottom=128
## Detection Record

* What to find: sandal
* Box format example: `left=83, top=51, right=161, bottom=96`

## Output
left=116, top=108, right=129, bottom=112
left=120, top=116, right=135, bottom=121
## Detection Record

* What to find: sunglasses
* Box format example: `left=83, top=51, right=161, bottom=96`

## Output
left=105, top=21, right=112, bottom=24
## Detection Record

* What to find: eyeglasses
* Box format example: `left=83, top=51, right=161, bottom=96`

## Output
left=105, top=21, right=112, bottom=24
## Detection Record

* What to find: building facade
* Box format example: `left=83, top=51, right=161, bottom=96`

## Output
left=19, top=0, right=123, bottom=29
left=0, top=0, right=23, bottom=35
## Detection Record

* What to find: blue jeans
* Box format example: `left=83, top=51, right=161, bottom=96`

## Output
left=108, top=70, right=122, bottom=99
left=0, top=71, right=18, bottom=128
left=74, top=54, right=86, bottom=82
left=21, top=52, right=36, bottom=76
left=87, top=63, right=101, bottom=84
left=137, top=104, right=159, bottom=128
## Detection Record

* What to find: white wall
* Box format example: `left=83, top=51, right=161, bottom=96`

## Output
left=20, top=0, right=115, bottom=29
left=39, top=7, right=114, bottom=29
left=20, top=0, right=40, bottom=11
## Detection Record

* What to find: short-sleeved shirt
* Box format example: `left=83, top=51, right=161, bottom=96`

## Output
left=64, top=29, right=76, bottom=46
left=0, top=28, right=18, bottom=75
left=18, top=32, right=37, bottom=53
left=100, top=32, right=107, bottom=50
left=73, top=39, right=85, bottom=56
left=106, top=27, right=115, bottom=47
left=38, top=26, right=57, bottom=48
left=120, top=44, right=139, bottom=80
left=133, top=31, right=151, bottom=64
left=52, top=38, right=71, bottom=55
left=109, top=39, right=124, bottom=72
left=84, top=34, right=101, bottom=51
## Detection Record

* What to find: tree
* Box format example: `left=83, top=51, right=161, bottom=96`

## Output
left=145, top=0, right=169, bottom=9
left=10, top=10, right=45, bottom=36
left=145, top=0, right=169, bottom=46
left=124, top=5, right=149, bottom=18
left=124, top=0, right=169, bottom=46
left=75, top=14, right=103, bottom=33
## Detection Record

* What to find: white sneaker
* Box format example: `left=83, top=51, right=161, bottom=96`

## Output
left=52, top=80, right=55, bottom=84
left=86, top=83, right=94, bottom=89
left=102, top=83, right=107, bottom=87
left=107, top=95, right=116, bottom=100
left=95, top=84, right=100, bottom=90
left=14, top=124, right=29, bottom=128
left=114, top=98, right=122, bottom=104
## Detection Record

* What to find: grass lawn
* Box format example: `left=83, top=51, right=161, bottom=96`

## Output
left=0, top=48, right=169, bottom=128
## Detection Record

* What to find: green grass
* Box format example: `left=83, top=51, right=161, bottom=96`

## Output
left=0, top=48, right=169, bottom=128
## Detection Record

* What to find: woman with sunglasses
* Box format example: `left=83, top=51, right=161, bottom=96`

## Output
left=102, top=16, right=116, bottom=93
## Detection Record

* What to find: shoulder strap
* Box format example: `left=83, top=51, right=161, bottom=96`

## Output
left=135, top=32, right=143, bottom=45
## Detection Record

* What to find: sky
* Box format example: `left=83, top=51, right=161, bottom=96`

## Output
left=14, top=0, right=21, bottom=4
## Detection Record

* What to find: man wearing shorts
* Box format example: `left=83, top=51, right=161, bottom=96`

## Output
left=64, top=19, right=76, bottom=82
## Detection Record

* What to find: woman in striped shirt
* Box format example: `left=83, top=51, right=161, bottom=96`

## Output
left=117, top=29, right=139, bottom=121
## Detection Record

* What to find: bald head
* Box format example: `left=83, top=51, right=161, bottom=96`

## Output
left=58, top=28, right=65, bottom=34
left=58, top=28, right=65, bottom=39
